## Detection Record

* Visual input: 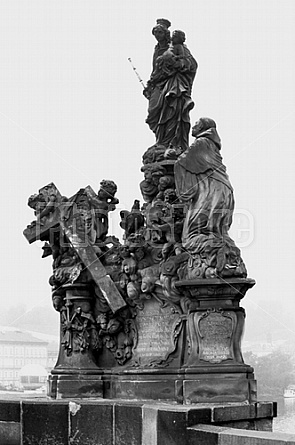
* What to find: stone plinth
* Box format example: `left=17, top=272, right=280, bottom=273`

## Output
left=176, top=277, right=256, bottom=404
left=49, top=278, right=256, bottom=403
left=102, top=278, right=256, bottom=404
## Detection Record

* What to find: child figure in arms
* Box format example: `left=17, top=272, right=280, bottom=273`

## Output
left=158, top=30, right=197, bottom=81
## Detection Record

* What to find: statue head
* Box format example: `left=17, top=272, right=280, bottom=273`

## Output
left=156, top=18, right=171, bottom=29
left=97, top=180, right=118, bottom=202
left=99, top=179, right=117, bottom=196
left=192, top=117, right=216, bottom=137
left=164, top=188, right=177, bottom=204
left=172, top=30, right=186, bottom=45
left=152, top=22, right=171, bottom=45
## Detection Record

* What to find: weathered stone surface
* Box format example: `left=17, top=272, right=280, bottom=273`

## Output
left=132, top=298, right=180, bottom=365
left=187, top=424, right=295, bottom=445
left=114, top=403, right=143, bottom=445
left=187, top=424, right=224, bottom=445
left=108, top=376, right=181, bottom=402
left=142, top=406, right=158, bottom=445
left=49, top=374, right=104, bottom=399
left=0, top=401, right=20, bottom=422
left=256, top=401, right=276, bottom=419
left=0, top=399, right=278, bottom=444
left=22, top=401, right=68, bottom=445
left=183, top=377, right=252, bottom=404
left=252, top=418, right=273, bottom=432
left=157, top=408, right=190, bottom=445
left=69, top=402, right=113, bottom=445
left=0, top=421, right=20, bottom=445
left=212, top=403, right=256, bottom=423
left=214, top=419, right=273, bottom=432
left=142, top=404, right=212, bottom=445
left=197, top=310, right=234, bottom=363
left=220, top=426, right=295, bottom=445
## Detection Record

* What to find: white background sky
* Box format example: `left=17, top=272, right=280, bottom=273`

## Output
left=0, top=1, right=294, bottom=341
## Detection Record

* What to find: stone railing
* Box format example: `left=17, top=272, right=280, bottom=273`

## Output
left=1, top=398, right=295, bottom=444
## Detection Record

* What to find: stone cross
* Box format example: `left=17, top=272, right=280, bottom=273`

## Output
left=23, top=183, right=126, bottom=313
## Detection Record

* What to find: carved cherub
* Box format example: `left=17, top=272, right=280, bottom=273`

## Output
left=120, top=200, right=145, bottom=240
left=96, top=180, right=119, bottom=211
left=27, top=183, right=65, bottom=227
left=140, top=165, right=166, bottom=203
left=91, top=180, right=119, bottom=243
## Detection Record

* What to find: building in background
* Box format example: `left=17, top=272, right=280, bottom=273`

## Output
left=0, top=330, right=48, bottom=387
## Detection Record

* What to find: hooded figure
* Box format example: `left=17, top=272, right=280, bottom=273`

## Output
left=174, top=118, right=246, bottom=278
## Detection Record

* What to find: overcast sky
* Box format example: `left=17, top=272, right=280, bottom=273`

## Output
left=1, top=1, right=294, bottom=341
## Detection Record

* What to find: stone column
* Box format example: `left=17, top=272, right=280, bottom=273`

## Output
left=48, top=283, right=103, bottom=399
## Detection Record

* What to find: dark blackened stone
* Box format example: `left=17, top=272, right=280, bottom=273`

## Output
left=114, top=403, right=142, bottom=445
left=22, top=401, right=68, bottom=445
left=69, top=401, right=113, bottom=445
left=0, top=401, right=20, bottom=422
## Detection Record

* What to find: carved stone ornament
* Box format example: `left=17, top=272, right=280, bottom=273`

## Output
left=197, top=309, right=234, bottom=363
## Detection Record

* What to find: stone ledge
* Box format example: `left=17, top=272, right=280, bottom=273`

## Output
left=187, top=424, right=295, bottom=445
left=210, top=401, right=275, bottom=423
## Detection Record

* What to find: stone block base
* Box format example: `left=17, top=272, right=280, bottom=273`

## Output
left=48, top=373, right=104, bottom=399
left=0, top=398, right=276, bottom=445
left=48, top=364, right=256, bottom=403
left=103, top=365, right=256, bottom=404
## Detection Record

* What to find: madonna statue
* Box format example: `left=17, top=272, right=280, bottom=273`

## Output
left=144, top=21, right=197, bottom=152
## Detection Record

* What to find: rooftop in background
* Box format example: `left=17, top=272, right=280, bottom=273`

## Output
left=0, top=330, right=48, bottom=344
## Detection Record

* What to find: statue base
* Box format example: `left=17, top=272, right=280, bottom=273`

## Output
left=101, top=277, right=256, bottom=404
left=102, top=365, right=255, bottom=404
left=49, top=278, right=256, bottom=402
left=48, top=373, right=103, bottom=399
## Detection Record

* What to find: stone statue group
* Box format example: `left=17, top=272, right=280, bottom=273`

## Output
left=23, top=18, right=247, bottom=373
left=141, top=18, right=246, bottom=281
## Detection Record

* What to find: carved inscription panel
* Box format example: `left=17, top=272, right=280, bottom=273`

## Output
left=134, top=299, right=179, bottom=365
left=198, top=311, right=233, bottom=363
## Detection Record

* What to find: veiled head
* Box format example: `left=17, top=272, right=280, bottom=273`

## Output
left=192, top=117, right=216, bottom=137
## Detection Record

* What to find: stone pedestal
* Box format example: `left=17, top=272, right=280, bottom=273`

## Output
left=100, top=278, right=257, bottom=404
left=176, top=277, right=256, bottom=404
left=48, top=283, right=103, bottom=399
left=48, top=278, right=256, bottom=403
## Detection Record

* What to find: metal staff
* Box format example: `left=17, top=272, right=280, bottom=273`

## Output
left=128, top=58, right=146, bottom=89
